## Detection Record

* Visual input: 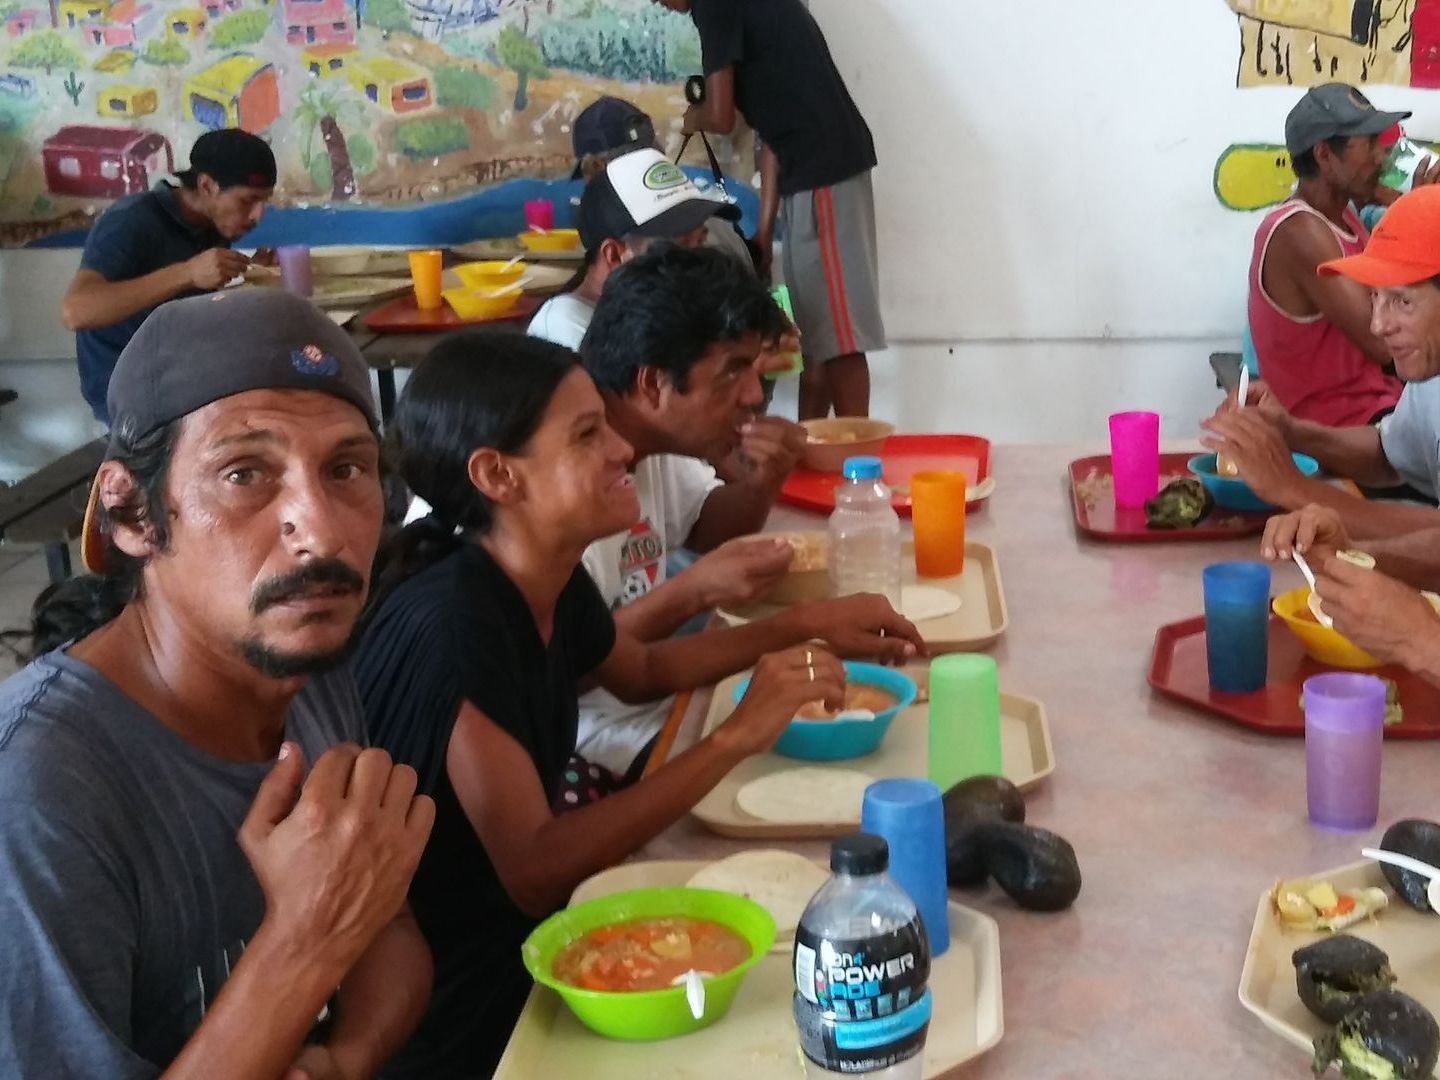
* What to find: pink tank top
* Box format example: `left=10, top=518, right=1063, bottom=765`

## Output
left=1247, top=199, right=1402, bottom=427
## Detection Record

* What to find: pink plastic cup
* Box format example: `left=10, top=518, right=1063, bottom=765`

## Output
left=1108, top=410, right=1160, bottom=508
left=523, top=199, right=554, bottom=231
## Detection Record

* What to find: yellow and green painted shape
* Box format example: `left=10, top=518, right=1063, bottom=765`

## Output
left=1215, top=141, right=1440, bottom=211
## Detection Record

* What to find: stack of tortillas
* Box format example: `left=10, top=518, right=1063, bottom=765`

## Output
left=687, top=849, right=831, bottom=952
left=899, top=584, right=961, bottom=623
left=735, top=767, right=874, bottom=825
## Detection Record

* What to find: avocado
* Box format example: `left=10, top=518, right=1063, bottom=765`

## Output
left=1144, top=477, right=1213, bottom=530
left=1312, top=989, right=1440, bottom=1080
left=942, top=775, right=1025, bottom=887
left=970, top=821, right=1082, bottom=912
left=1292, top=935, right=1397, bottom=1024
left=1377, top=820, right=1440, bottom=913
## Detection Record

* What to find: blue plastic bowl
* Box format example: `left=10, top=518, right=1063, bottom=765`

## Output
left=732, top=661, right=917, bottom=761
left=1187, top=451, right=1320, bottom=511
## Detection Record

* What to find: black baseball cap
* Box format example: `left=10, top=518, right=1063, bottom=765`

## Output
left=571, top=96, right=657, bottom=178
left=577, top=147, right=738, bottom=250
left=176, top=128, right=277, bottom=190
left=81, top=289, right=377, bottom=573
left=1284, top=83, right=1410, bottom=156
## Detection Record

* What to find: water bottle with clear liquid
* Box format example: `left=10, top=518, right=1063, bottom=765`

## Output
left=829, top=456, right=902, bottom=610
left=792, top=834, right=931, bottom=1079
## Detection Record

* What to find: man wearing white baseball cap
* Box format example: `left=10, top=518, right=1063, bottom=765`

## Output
left=528, top=146, right=738, bottom=348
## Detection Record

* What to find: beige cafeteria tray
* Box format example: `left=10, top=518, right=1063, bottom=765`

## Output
left=689, top=669, right=1054, bottom=839
left=718, top=541, right=1008, bottom=653
left=441, top=262, right=574, bottom=295
left=1239, top=859, right=1440, bottom=1076
left=494, top=859, right=1003, bottom=1079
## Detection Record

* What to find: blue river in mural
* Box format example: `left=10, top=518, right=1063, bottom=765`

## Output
left=25, top=167, right=760, bottom=249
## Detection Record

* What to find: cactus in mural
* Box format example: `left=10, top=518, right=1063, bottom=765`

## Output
left=497, top=24, right=547, bottom=111
left=61, top=71, right=83, bottom=108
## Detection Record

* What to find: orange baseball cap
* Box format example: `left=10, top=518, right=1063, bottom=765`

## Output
left=1319, top=185, right=1440, bottom=286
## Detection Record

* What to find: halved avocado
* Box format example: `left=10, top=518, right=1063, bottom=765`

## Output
left=1292, top=935, right=1396, bottom=1024
left=1377, top=820, right=1440, bottom=914
left=971, top=821, right=1081, bottom=912
left=943, top=775, right=1025, bottom=887
left=1312, top=989, right=1440, bottom=1080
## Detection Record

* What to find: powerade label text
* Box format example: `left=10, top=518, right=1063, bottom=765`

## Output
left=793, top=919, right=930, bottom=1072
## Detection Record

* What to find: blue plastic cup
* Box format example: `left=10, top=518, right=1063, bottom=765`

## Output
left=1202, top=561, right=1271, bottom=693
left=860, top=778, right=949, bottom=957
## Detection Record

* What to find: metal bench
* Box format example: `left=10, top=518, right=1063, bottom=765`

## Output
left=0, top=438, right=106, bottom=583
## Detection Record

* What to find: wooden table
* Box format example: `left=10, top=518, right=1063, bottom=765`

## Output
left=635, top=441, right=1440, bottom=1077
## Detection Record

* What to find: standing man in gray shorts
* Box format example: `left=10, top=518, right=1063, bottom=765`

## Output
left=656, top=0, right=886, bottom=419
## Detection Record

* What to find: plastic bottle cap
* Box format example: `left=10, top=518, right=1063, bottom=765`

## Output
left=831, top=832, right=889, bottom=876
left=842, top=456, right=883, bottom=480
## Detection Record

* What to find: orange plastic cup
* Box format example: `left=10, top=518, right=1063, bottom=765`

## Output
left=911, top=469, right=966, bottom=577
left=408, top=249, right=443, bottom=310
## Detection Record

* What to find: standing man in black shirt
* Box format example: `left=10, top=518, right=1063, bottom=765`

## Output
left=658, top=0, right=886, bottom=420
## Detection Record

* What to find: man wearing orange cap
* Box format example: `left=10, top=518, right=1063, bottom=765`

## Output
left=1206, top=184, right=1440, bottom=542
left=1211, top=186, right=1440, bottom=680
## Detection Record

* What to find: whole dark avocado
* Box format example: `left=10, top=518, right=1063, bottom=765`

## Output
left=1291, top=935, right=1396, bottom=1024
left=1378, top=819, right=1440, bottom=913
left=971, top=821, right=1082, bottom=911
left=942, top=775, right=1026, bottom=887
left=1312, top=988, right=1440, bottom=1079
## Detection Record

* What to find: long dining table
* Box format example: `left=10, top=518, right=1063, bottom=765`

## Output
left=633, top=440, right=1440, bottom=1077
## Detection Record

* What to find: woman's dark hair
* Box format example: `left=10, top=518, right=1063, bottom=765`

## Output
left=27, top=420, right=180, bottom=654
left=580, top=242, right=788, bottom=393
left=368, top=330, right=580, bottom=610
left=1292, top=135, right=1356, bottom=180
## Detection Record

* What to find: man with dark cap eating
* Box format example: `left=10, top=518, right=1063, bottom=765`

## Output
left=61, top=128, right=278, bottom=424
left=0, top=289, right=435, bottom=1078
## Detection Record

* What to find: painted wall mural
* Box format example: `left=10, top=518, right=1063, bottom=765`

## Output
left=0, top=0, right=746, bottom=246
left=1226, top=0, right=1436, bottom=88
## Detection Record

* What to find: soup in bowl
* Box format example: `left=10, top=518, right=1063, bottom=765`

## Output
left=732, top=661, right=917, bottom=760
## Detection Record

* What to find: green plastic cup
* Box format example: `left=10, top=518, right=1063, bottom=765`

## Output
left=927, top=653, right=1003, bottom=790
left=767, top=284, right=804, bottom=378
left=521, top=886, right=776, bottom=1041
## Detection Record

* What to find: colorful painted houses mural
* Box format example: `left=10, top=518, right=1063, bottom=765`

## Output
left=0, top=0, right=732, bottom=242
left=184, top=53, right=278, bottom=131
left=42, top=124, right=173, bottom=198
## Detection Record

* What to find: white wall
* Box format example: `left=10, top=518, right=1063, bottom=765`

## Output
left=9, top=0, right=1435, bottom=473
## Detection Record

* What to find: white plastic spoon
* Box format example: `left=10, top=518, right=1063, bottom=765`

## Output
left=679, top=969, right=706, bottom=1019
left=832, top=708, right=877, bottom=722
left=1238, top=362, right=1250, bottom=410
left=496, top=253, right=524, bottom=273
left=1362, top=847, right=1440, bottom=911
left=1292, top=549, right=1334, bottom=629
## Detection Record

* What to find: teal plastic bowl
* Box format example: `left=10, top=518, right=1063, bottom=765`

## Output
left=732, top=661, right=917, bottom=761
left=1188, top=451, right=1319, bottom=511
left=521, top=887, right=775, bottom=1041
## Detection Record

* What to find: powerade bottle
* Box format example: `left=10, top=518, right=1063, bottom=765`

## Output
left=793, top=834, right=931, bottom=1078
left=828, top=456, right=902, bottom=611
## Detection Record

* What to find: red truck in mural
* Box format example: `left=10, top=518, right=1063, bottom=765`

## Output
left=42, top=125, right=172, bottom=199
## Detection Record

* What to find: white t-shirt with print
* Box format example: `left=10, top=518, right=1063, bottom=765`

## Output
left=577, top=452, right=721, bottom=774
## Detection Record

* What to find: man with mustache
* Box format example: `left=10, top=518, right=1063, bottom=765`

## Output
left=1245, top=83, right=1408, bottom=427
left=0, top=290, right=435, bottom=1078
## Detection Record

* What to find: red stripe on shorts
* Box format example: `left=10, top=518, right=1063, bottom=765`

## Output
left=815, top=186, right=857, bottom=356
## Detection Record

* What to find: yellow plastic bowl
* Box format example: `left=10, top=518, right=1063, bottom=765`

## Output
left=518, top=228, right=581, bottom=252
left=453, top=260, right=526, bottom=289
left=442, top=286, right=521, bottom=320
left=1272, top=586, right=1381, bottom=669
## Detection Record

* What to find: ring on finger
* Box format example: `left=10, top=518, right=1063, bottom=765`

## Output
left=807, top=662, right=815, bottom=682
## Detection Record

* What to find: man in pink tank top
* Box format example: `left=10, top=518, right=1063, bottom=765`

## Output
left=1248, top=83, right=1407, bottom=428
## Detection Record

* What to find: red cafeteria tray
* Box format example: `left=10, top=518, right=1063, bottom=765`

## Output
left=1148, top=614, right=1440, bottom=738
left=363, top=293, right=540, bottom=333
left=779, top=433, right=991, bottom=518
left=1069, top=452, right=1270, bottom=542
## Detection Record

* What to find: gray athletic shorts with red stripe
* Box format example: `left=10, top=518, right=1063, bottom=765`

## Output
left=780, top=169, right=887, bottom=365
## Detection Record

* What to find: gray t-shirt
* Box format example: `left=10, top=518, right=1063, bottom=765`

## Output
left=1379, top=375, right=1440, bottom=500
left=0, top=650, right=365, bottom=1077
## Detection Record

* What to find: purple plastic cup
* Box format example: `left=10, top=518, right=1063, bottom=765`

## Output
left=1108, top=411, right=1160, bottom=508
left=1304, top=672, right=1386, bottom=831
left=276, top=244, right=313, bottom=298
left=523, top=199, right=554, bottom=231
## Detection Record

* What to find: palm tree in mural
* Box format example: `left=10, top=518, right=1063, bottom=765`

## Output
left=294, top=83, right=357, bottom=202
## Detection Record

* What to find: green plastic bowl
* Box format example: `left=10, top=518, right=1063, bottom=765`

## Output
left=521, top=887, right=775, bottom=1041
